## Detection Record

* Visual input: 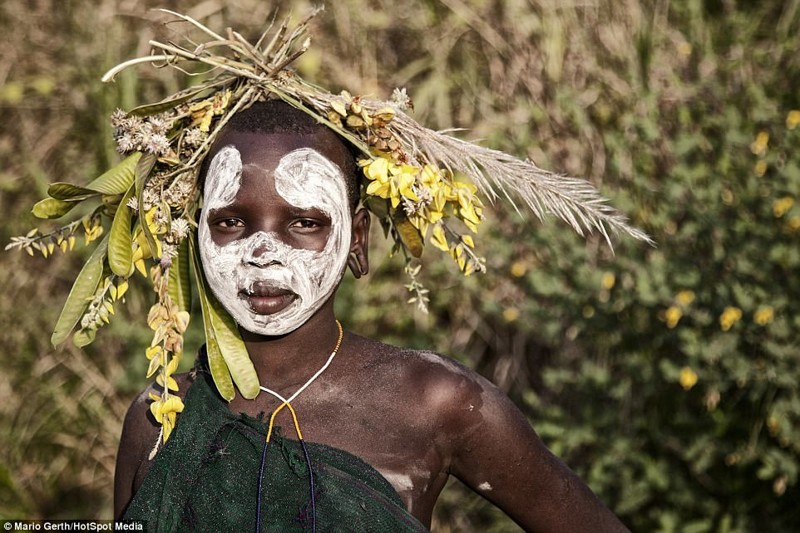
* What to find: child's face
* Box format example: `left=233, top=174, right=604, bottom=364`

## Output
left=198, top=131, right=352, bottom=336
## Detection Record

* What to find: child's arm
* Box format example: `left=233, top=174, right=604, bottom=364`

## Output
left=113, top=387, right=160, bottom=519
left=442, top=372, right=630, bottom=532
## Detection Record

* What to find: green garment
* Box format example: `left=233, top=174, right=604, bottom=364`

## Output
left=124, top=358, right=429, bottom=532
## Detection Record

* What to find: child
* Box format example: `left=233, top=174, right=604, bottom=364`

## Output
left=114, top=100, right=630, bottom=532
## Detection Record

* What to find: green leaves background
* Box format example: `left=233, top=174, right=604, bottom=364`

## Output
left=1, top=0, right=799, bottom=530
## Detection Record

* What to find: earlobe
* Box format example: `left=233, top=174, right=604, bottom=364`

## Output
left=347, top=209, right=370, bottom=278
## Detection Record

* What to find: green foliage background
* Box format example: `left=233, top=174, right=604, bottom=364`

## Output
left=1, top=0, right=798, bottom=530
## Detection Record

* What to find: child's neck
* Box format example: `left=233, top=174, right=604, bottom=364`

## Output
left=239, top=306, right=342, bottom=387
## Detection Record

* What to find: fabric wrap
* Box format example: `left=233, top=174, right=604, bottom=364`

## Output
left=124, top=357, right=428, bottom=532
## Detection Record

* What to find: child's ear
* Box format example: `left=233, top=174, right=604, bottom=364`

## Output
left=348, top=209, right=370, bottom=278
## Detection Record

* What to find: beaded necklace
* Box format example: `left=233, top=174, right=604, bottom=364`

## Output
left=254, top=320, right=344, bottom=533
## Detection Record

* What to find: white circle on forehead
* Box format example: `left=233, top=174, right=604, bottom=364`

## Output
left=203, top=145, right=242, bottom=212
left=198, top=144, right=352, bottom=336
left=274, top=147, right=351, bottom=257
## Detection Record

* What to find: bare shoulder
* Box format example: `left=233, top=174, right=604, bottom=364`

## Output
left=113, top=372, right=195, bottom=518
left=345, top=334, right=630, bottom=532
left=344, top=333, right=498, bottom=429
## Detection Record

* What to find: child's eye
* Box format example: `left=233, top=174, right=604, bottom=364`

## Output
left=215, top=218, right=244, bottom=230
left=292, top=219, right=321, bottom=230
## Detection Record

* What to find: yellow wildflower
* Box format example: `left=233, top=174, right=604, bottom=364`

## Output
left=503, top=307, right=520, bottom=322
left=720, top=306, right=742, bottom=331
left=750, top=131, right=769, bottom=156
left=363, top=157, right=418, bottom=208
left=431, top=224, right=449, bottom=252
left=773, top=196, right=794, bottom=218
left=510, top=261, right=527, bottom=278
left=787, top=110, right=800, bottom=130
left=190, top=90, right=231, bottom=132
left=676, top=290, right=695, bottom=306
left=754, top=160, right=767, bottom=177
left=754, top=306, right=774, bottom=326
left=601, top=272, right=615, bottom=290
left=665, top=305, right=682, bottom=328
left=149, top=395, right=185, bottom=441
left=787, top=216, right=800, bottom=232
left=679, top=367, right=698, bottom=390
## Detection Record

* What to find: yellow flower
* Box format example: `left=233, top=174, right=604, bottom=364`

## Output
left=503, top=307, right=520, bottom=322
left=788, top=216, right=800, bottom=232
left=665, top=305, right=682, bottom=328
left=449, top=181, right=483, bottom=232
left=676, top=290, right=695, bottom=306
left=754, top=160, right=767, bottom=177
left=601, top=272, right=615, bottom=290
left=431, top=224, right=449, bottom=252
left=720, top=306, right=742, bottom=331
left=149, top=395, right=185, bottom=441
left=750, top=131, right=769, bottom=156
left=754, top=306, right=774, bottom=326
left=363, top=157, right=418, bottom=208
left=510, top=261, right=527, bottom=278
left=190, top=90, right=231, bottom=132
left=773, top=196, right=794, bottom=218
left=787, top=110, right=800, bottom=130
left=679, top=367, right=698, bottom=390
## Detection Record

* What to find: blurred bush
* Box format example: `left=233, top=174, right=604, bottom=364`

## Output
left=1, top=0, right=798, bottom=531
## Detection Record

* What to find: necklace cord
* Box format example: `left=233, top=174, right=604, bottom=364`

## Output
left=255, top=319, right=342, bottom=533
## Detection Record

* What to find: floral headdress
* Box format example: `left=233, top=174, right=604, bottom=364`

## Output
left=7, top=8, right=650, bottom=451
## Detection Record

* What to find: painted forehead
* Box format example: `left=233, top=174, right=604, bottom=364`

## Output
left=203, top=145, right=349, bottom=213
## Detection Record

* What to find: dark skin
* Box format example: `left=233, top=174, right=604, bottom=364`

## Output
left=114, top=129, right=630, bottom=532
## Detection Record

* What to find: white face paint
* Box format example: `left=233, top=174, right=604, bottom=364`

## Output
left=198, top=145, right=352, bottom=335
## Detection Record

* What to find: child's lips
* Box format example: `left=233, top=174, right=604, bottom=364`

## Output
left=240, top=282, right=297, bottom=315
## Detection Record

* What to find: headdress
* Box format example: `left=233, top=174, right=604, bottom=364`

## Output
left=6, top=8, right=650, bottom=447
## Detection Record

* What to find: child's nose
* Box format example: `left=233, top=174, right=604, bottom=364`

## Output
left=244, top=233, right=285, bottom=267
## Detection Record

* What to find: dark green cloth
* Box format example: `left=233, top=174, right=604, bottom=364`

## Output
left=124, top=359, right=428, bottom=532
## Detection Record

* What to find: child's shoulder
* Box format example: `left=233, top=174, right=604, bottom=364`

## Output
left=345, top=333, right=497, bottom=416
left=117, top=373, right=196, bottom=467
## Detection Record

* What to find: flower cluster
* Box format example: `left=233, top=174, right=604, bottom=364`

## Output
left=146, top=263, right=190, bottom=449
left=325, top=89, right=487, bottom=288
left=719, top=306, right=743, bottom=331
left=75, top=276, right=128, bottom=347
left=111, top=109, right=174, bottom=156
left=360, top=155, right=486, bottom=277
left=4, top=215, right=102, bottom=257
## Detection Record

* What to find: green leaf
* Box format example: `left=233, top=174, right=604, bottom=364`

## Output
left=48, top=182, right=98, bottom=201
left=72, top=328, right=96, bottom=348
left=51, top=235, right=108, bottom=346
left=108, top=186, right=135, bottom=276
left=168, top=239, right=192, bottom=313
left=190, top=234, right=259, bottom=400
left=32, top=197, right=77, bottom=219
left=204, top=326, right=235, bottom=401
left=191, top=235, right=235, bottom=400
left=207, top=284, right=260, bottom=399
left=86, top=152, right=142, bottom=195
left=135, top=152, right=160, bottom=257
